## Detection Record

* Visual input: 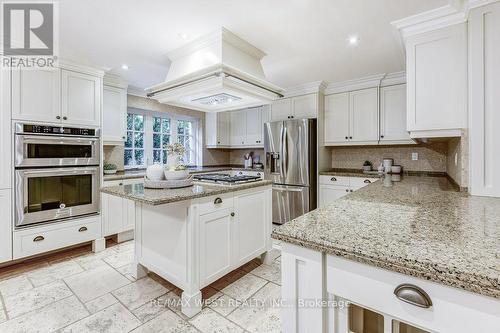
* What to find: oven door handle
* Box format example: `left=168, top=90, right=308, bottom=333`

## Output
left=19, top=167, right=99, bottom=177
left=18, top=135, right=99, bottom=144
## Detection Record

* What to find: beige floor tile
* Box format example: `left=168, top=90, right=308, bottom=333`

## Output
left=131, top=294, right=168, bottom=323
left=228, top=282, right=281, bottom=333
left=27, top=260, right=84, bottom=287
left=156, top=291, right=188, bottom=320
left=209, top=293, right=241, bottom=317
left=64, top=265, right=130, bottom=303
left=116, top=263, right=138, bottom=282
left=250, top=260, right=281, bottom=285
left=113, top=241, right=134, bottom=253
left=73, top=249, right=117, bottom=270
left=0, top=296, right=88, bottom=333
left=60, top=303, right=141, bottom=333
left=84, top=293, right=118, bottom=314
left=131, top=309, right=198, bottom=333
left=3, top=280, right=73, bottom=319
left=221, top=274, right=267, bottom=302
left=103, top=250, right=135, bottom=269
left=0, top=309, right=6, bottom=324
left=0, top=275, right=33, bottom=297
left=189, top=308, right=244, bottom=333
left=112, top=277, right=168, bottom=310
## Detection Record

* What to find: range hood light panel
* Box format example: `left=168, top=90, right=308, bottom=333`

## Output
left=192, top=93, right=241, bottom=106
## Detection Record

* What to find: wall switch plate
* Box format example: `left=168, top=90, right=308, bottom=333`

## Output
left=412, top=152, right=418, bottom=161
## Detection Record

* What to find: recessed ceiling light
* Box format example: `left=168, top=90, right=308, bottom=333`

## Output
left=178, top=33, right=189, bottom=40
left=121, top=64, right=129, bottom=70
left=348, top=35, right=360, bottom=46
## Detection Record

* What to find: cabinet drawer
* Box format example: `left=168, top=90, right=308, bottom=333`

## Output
left=319, top=175, right=350, bottom=186
left=349, top=177, right=379, bottom=189
left=327, top=255, right=500, bottom=333
left=13, top=216, right=101, bottom=259
left=197, top=193, right=234, bottom=216
left=103, top=177, right=143, bottom=187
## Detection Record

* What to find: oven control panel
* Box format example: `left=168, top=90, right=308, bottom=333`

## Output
left=19, top=124, right=96, bottom=136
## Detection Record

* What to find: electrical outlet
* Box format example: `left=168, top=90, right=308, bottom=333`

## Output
left=455, top=153, right=458, bottom=166
left=412, top=152, right=418, bottom=161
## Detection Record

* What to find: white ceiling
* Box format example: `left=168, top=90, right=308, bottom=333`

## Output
left=59, top=0, right=449, bottom=91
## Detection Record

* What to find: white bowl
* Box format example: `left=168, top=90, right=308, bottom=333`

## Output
left=164, top=169, right=189, bottom=180
left=146, top=164, right=165, bottom=181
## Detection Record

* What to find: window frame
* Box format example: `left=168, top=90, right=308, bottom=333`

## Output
left=124, top=107, right=200, bottom=169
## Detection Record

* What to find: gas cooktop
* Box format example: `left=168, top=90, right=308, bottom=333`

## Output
left=193, top=173, right=261, bottom=185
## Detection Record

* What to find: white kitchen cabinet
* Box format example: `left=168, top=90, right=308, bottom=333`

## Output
left=319, top=185, right=349, bottom=207
left=103, top=85, right=127, bottom=144
left=245, top=106, right=263, bottom=145
left=406, top=23, right=467, bottom=138
left=324, top=92, right=350, bottom=144
left=205, top=112, right=230, bottom=147
left=233, top=188, right=268, bottom=266
left=0, top=60, right=11, bottom=190
left=199, top=208, right=234, bottom=286
left=12, top=68, right=61, bottom=123
left=469, top=2, right=500, bottom=197
left=230, top=110, right=246, bottom=146
left=270, top=98, right=292, bottom=121
left=102, top=180, right=138, bottom=237
left=380, top=84, right=413, bottom=144
left=319, top=176, right=378, bottom=207
left=349, top=87, right=379, bottom=144
left=62, top=70, right=101, bottom=126
left=0, top=189, right=12, bottom=264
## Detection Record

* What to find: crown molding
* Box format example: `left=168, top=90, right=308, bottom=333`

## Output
left=282, top=81, right=327, bottom=98
left=58, top=59, right=105, bottom=77
left=127, top=86, right=148, bottom=97
left=103, top=73, right=128, bottom=89
left=380, top=71, right=406, bottom=87
left=325, top=74, right=386, bottom=95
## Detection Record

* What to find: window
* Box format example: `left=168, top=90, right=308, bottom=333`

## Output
left=124, top=108, right=199, bottom=169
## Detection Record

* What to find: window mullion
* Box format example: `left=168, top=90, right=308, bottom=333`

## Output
left=144, top=115, right=153, bottom=166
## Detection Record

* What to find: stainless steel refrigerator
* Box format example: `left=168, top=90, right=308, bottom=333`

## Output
left=264, top=119, right=317, bottom=225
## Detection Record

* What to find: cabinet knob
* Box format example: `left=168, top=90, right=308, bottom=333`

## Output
left=122, top=136, right=126, bottom=140
left=33, top=235, right=45, bottom=242
left=217, top=141, right=220, bottom=144
left=345, top=189, right=349, bottom=192
left=56, top=116, right=61, bottom=120
left=394, top=284, right=432, bottom=308
left=231, top=212, right=235, bottom=217
left=63, top=116, right=67, bottom=120
left=345, top=136, right=348, bottom=140
left=350, top=189, right=353, bottom=192
left=78, top=226, right=88, bottom=232
left=214, top=197, right=223, bottom=204
left=349, top=136, right=353, bottom=139
left=380, top=135, right=384, bottom=139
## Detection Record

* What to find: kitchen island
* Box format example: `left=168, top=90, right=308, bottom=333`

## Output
left=101, top=180, right=273, bottom=317
left=273, top=174, right=500, bottom=333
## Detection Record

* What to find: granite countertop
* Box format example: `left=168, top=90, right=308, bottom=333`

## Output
left=103, top=166, right=264, bottom=181
left=272, top=175, right=500, bottom=299
left=101, top=179, right=273, bottom=205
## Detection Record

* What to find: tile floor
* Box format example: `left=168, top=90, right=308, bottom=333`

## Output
left=0, top=239, right=282, bottom=333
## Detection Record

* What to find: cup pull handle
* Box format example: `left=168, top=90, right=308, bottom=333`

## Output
left=331, top=177, right=337, bottom=181
left=394, top=284, right=432, bottom=308
left=33, top=236, right=45, bottom=242
left=214, top=197, right=223, bottom=204
left=364, top=179, right=371, bottom=184
left=78, top=227, right=88, bottom=232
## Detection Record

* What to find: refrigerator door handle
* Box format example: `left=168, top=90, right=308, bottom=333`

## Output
left=280, top=124, right=285, bottom=179
left=282, top=125, right=288, bottom=179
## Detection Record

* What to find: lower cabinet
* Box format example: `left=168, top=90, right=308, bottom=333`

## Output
left=319, top=176, right=379, bottom=207
left=0, top=189, right=12, bottom=264
left=102, top=193, right=135, bottom=237
left=319, top=185, right=349, bottom=207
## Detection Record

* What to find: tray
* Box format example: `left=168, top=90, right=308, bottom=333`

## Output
left=144, top=175, right=194, bottom=189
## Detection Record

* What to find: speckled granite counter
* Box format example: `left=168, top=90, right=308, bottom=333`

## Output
left=101, top=180, right=272, bottom=205
left=103, top=166, right=264, bottom=181
left=272, top=175, right=500, bottom=299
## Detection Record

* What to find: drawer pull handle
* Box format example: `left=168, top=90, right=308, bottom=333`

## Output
left=330, top=177, right=337, bottom=182
left=394, top=284, right=432, bottom=308
left=33, top=236, right=44, bottom=242
left=78, top=227, right=88, bottom=232
left=364, top=179, right=371, bottom=184
left=214, top=197, right=223, bottom=204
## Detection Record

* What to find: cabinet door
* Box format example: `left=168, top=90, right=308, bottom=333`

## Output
left=230, top=110, right=246, bottom=146
left=245, top=107, right=263, bottom=145
left=199, top=208, right=234, bottom=286
left=123, top=199, right=135, bottom=231
left=0, top=61, right=11, bottom=190
left=0, top=189, right=12, bottom=264
left=205, top=112, right=218, bottom=147
left=349, top=88, right=379, bottom=144
left=324, top=93, right=350, bottom=144
left=319, top=185, right=349, bottom=207
left=271, top=98, right=292, bottom=121
left=12, top=68, right=61, bottom=122
left=218, top=112, right=230, bottom=146
left=380, top=84, right=412, bottom=143
left=102, top=85, right=127, bottom=143
left=102, top=193, right=125, bottom=237
left=406, top=23, right=467, bottom=132
left=234, top=189, right=268, bottom=266
left=61, top=70, right=101, bottom=126
left=293, top=94, right=317, bottom=119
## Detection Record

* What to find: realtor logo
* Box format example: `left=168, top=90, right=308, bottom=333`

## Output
left=2, top=2, right=58, bottom=68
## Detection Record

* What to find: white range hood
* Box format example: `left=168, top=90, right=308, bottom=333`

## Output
left=146, top=28, right=283, bottom=112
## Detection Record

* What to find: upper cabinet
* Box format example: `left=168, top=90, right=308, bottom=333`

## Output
left=405, top=23, right=467, bottom=138
left=380, top=84, right=412, bottom=144
left=102, top=79, right=128, bottom=144
left=0, top=59, right=12, bottom=190
left=205, top=111, right=230, bottom=147
left=230, top=110, right=247, bottom=146
left=271, top=93, right=318, bottom=121
left=61, top=70, right=101, bottom=127
left=11, top=65, right=103, bottom=127
left=324, top=88, right=380, bottom=146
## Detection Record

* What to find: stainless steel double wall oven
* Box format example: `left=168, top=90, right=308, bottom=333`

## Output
left=14, top=123, right=101, bottom=228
